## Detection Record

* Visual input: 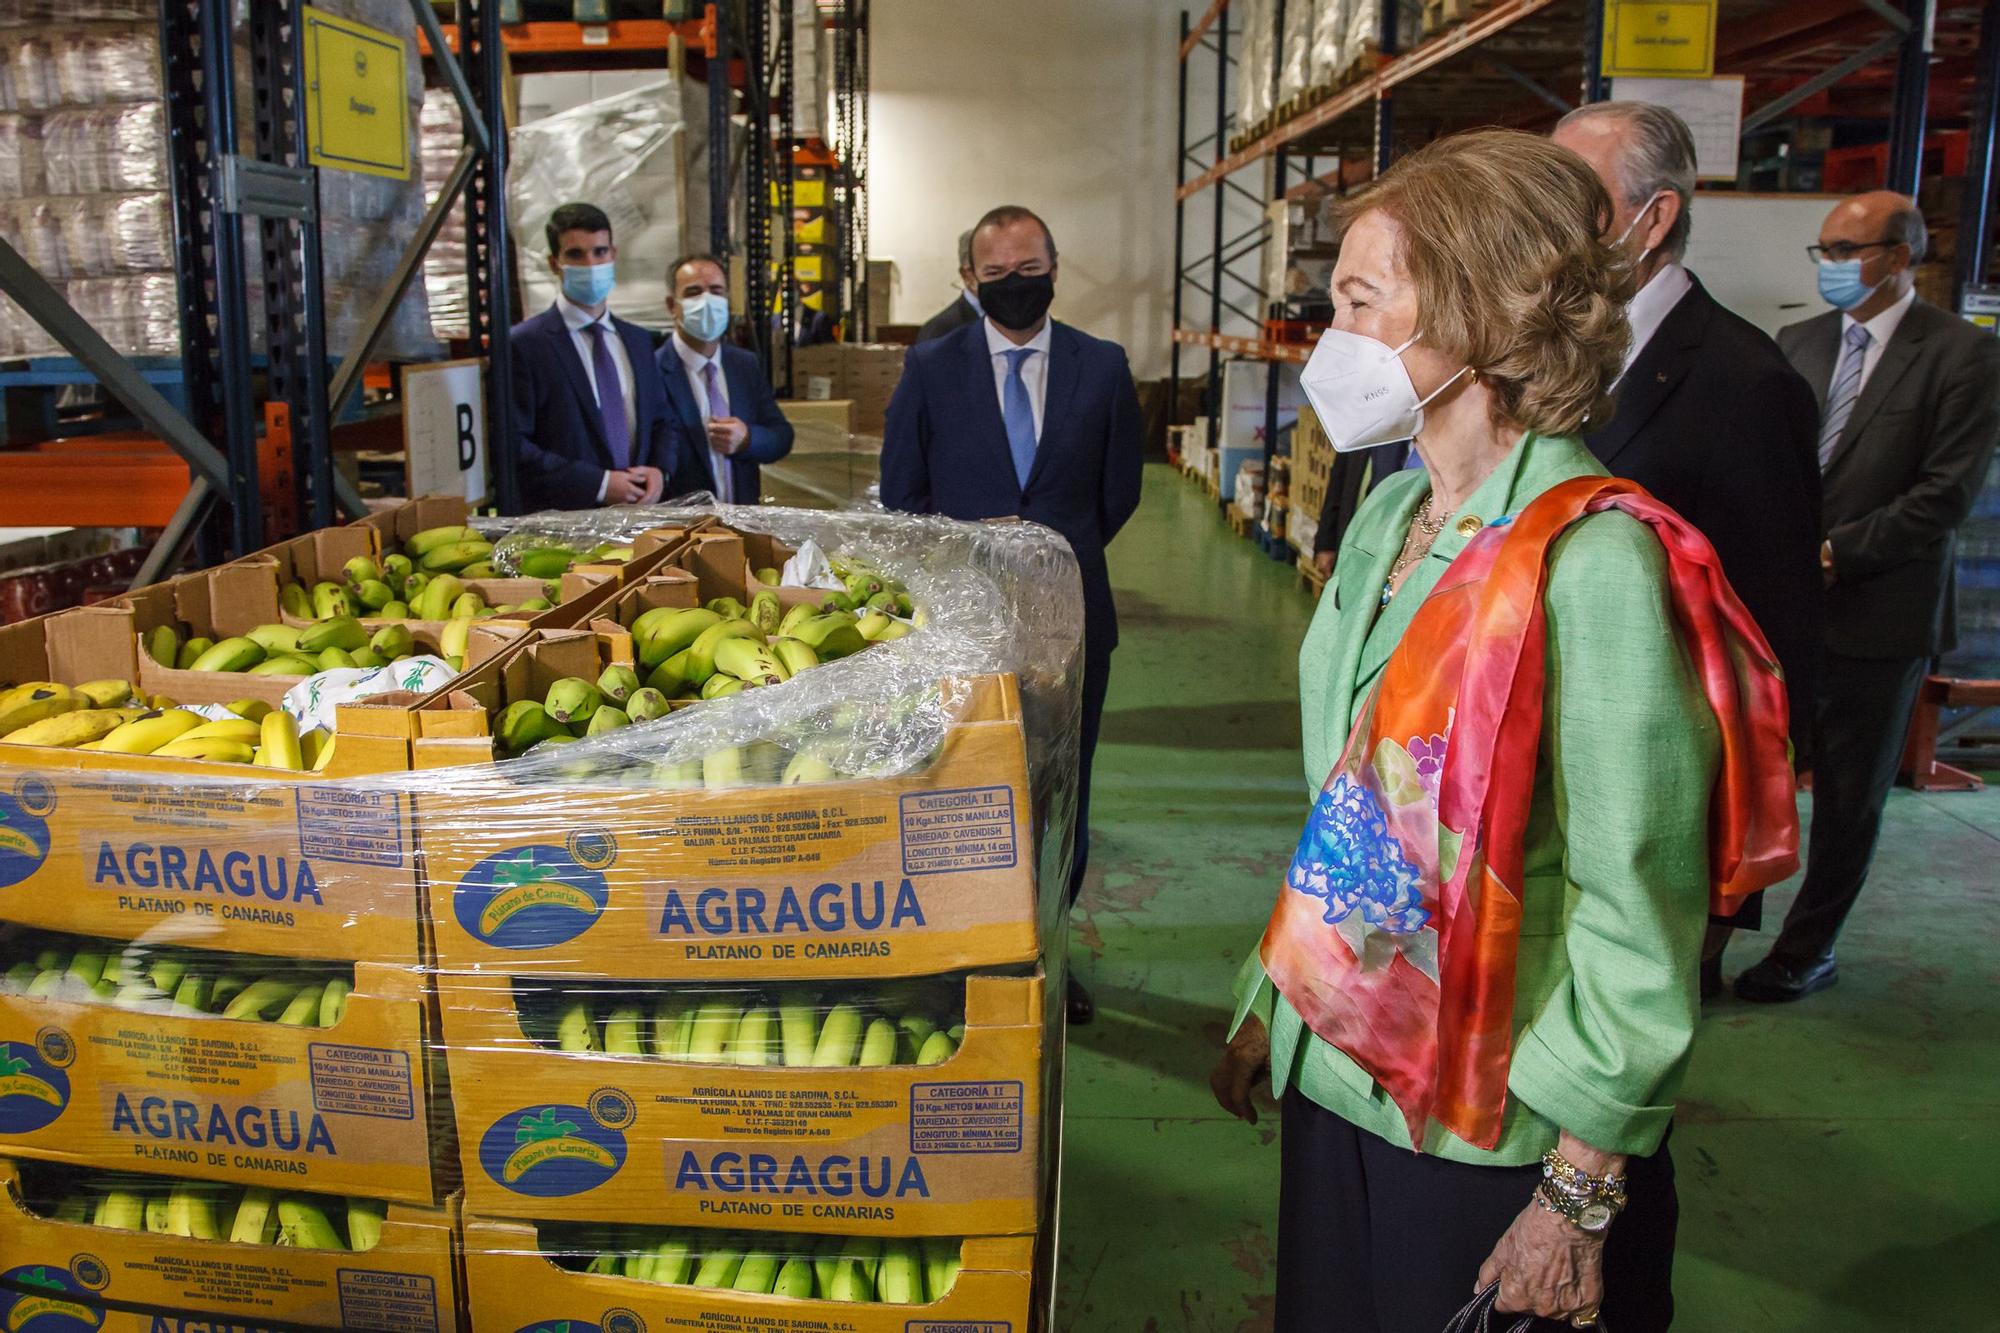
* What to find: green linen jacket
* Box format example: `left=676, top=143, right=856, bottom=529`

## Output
left=1233, top=432, right=1719, bottom=1164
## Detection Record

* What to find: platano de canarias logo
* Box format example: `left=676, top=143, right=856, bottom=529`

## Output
left=0, top=1266, right=102, bottom=1333
left=478, top=1103, right=626, bottom=1197
left=0, top=779, right=56, bottom=889
left=0, top=1043, right=69, bottom=1133
left=453, top=839, right=613, bottom=950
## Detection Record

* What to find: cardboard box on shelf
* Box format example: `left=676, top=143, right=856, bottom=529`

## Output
left=780, top=397, right=858, bottom=454
left=442, top=971, right=1044, bottom=1235
left=0, top=959, right=445, bottom=1203
left=460, top=1221, right=1033, bottom=1332
left=791, top=343, right=905, bottom=433
left=0, top=1160, right=461, bottom=1330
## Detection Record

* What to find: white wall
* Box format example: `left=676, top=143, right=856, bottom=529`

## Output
left=872, top=0, right=1226, bottom=378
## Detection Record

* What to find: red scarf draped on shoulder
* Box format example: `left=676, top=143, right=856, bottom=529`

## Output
left=1259, top=476, right=1799, bottom=1151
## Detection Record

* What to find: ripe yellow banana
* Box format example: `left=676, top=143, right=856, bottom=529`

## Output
left=180, top=717, right=264, bottom=743
left=0, top=685, right=79, bottom=735
left=3, top=708, right=136, bottom=748
left=97, top=708, right=205, bottom=755
left=151, top=736, right=257, bottom=764
left=259, top=711, right=304, bottom=770
left=73, top=679, right=135, bottom=708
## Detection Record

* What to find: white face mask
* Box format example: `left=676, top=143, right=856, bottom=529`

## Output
left=1300, top=328, right=1471, bottom=453
left=1615, top=190, right=1668, bottom=269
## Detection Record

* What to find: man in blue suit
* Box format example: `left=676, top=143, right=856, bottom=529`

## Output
left=656, top=253, right=794, bottom=503
left=508, top=202, right=706, bottom=512
left=881, top=205, right=1144, bottom=1025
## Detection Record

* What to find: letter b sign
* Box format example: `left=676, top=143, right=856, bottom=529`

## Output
left=405, top=359, right=489, bottom=505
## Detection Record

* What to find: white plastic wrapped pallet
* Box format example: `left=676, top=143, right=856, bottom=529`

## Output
left=1278, top=0, right=1318, bottom=102
left=1311, top=0, right=1352, bottom=86
left=1235, top=0, right=1276, bottom=130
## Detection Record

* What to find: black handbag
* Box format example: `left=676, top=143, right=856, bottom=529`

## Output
left=1442, top=1283, right=1606, bottom=1333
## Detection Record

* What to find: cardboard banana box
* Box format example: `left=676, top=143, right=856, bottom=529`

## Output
left=462, top=1218, right=1033, bottom=1333
left=0, top=609, right=437, bottom=968
left=443, top=971, right=1043, bottom=1235
left=0, top=959, right=444, bottom=1202
left=0, top=1161, right=460, bottom=1331
left=409, top=621, right=661, bottom=764
left=417, top=667, right=1038, bottom=983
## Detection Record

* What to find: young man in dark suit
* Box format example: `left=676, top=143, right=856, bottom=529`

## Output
left=507, top=202, right=705, bottom=512
left=1554, top=102, right=1826, bottom=997
left=915, top=230, right=983, bottom=344
left=1738, top=191, right=2000, bottom=1002
left=880, top=205, right=1144, bottom=1025
left=656, top=253, right=794, bottom=504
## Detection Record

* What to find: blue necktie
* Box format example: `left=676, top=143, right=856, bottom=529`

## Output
left=586, top=322, right=632, bottom=470
left=1001, top=347, right=1038, bottom=489
left=1817, top=323, right=1872, bottom=470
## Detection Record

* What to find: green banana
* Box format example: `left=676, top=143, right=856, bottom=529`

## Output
left=346, top=1197, right=386, bottom=1252
left=781, top=753, right=840, bottom=784
left=405, top=523, right=483, bottom=557
left=789, top=615, right=869, bottom=660
left=777, top=601, right=818, bottom=637
left=172, top=971, right=213, bottom=1015
left=276, top=983, right=324, bottom=1026
left=165, top=1182, right=225, bottom=1240
left=770, top=637, right=820, bottom=678
left=311, top=581, right=352, bottom=620
left=701, top=674, right=747, bottom=701
left=773, top=1255, right=816, bottom=1299
left=730, top=1006, right=776, bottom=1067
left=779, top=996, right=820, bottom=1066
left=221, top=977, right=300, bottom=1022
left=64, top=950, right=107, bottom=989
left=812, top=1003, right=864, bottom=1067
left=317, top=647, right=357, bottom=671
left=922, top=1237, right=961, bottom=1301
left=144, top=1191, right=171, bottom=1234
left=703, top=747, right=745, bottom=788
left=144, top=624, right=182, bottom=667
left=813, top=1236, right=842, bottom=1297
left=625, top=688, right=672, bottom=723
left=649, top=1233, right=696, bottom=1285
left=275, top=1196, right=344, bottom=1249
left=353, top=578, right=395, bottom=611
left=319, top=978, right=351, bottom=1027
left=245, top=623, right=302, bottom=654
left=748, top=590, right=782, bottom=634
left=712, top=637, right=786, bottom=687
left=418, top=538, right=494, bottom=572
left=650, top=999, right=690, bottom=1059
left=596, top=664, right=642, bottom=703
left=414, top=573, right=465, bottom=621
left=96, top=1187, right=147, bottom=1231
left=556, top=999, right=600, bottom=1053
left=878, top=1238, right=923, bottom=1304
left=705, top=597, right=747, bottom=620
left=732, top=1250, right=780, bottom=1293
left=684, top=619, right=765, bottom=685
left=496, top=700, right=566, bottom=754
left=370, top=623, right=415, bottom=659
left=825, top=1254, right=874, bottom=1302
left=692, top=1245, right=745, bottom=1288
left=858, top=1017, right=899, bottom=1067
left=297, top=615, right=368, bottom=654
left=917, top=1029, right=959, bottom=1065
left=586, top=705, right=631, bottom=737
left=602, top=1005, right=646, bottom=1056
left=230, top=1187, right=280, bottom=1244
left=188, top=637, right=266, bottom=672
left=174, top=636, right=214, bottom=669
left=685, top=999, right=741, bottom=1063
left=633, top=607, right=723, bottom=669
left=544, top=677, right=604, bottom=727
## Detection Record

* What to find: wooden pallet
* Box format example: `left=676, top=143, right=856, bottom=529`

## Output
left=1226, top=506, right=1256, bottom=540
left=1297, top=554, right=1329, bottom=600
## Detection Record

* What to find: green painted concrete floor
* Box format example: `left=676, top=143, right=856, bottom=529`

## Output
left=1054, top=463, right=2000, bottom=1331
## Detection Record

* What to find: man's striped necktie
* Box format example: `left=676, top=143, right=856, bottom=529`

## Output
left=1817, top=322, right=1873, bottom=470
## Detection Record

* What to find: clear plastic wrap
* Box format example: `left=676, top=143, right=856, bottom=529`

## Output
left=0, top=112, right=42, bottom=194
left=1278, top=0, right=1317, bottom=100
left=419, top=85, right=471, bottom=341
left=39, top=101, right=166, bottom=193
left=58, top=191, right=172, bottom=275
left=508, top=76, right=723, bottom=331
left=1236, top=0, right=1275, bottom=128
left=0, top=503, right=1076, bottom=1329
left=1310, top=0, right=1351, bottom=85
left=50, top=23, right=159, bottom=104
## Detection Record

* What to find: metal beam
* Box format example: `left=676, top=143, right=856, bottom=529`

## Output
left=132, top=480, right=215, bottom=590
left=1885, top=0, right=1935, bottom=196
left=327, top=148, right=475, bottom=420
left=1173, top=9, right=1191, bottom=417
left=0, top=238, right=230, bottom=493
left=407, top=0, right=492, bottom=157
left=1859, top=0, right=1914, bottom=32
left=1180, top=0, right=1229, bottom=60
left=1741, top=31, right=1905, bottom=133
left=1479, top=54, right=1574, bottom=113
left=1955, top=0, right=2000, bottom=307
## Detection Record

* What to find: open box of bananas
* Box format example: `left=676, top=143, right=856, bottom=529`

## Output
left=0, top=922, right=446, bottom=1204
left=443, top=970, right=1044, bottom=1236
left=0, top=1158, right=460, bottom=1331
left=463, top=1218, right=1032, bottom=1332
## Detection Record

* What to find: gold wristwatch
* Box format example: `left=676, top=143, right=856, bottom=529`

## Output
left=1535, top=1148, right=1628, bottom=1234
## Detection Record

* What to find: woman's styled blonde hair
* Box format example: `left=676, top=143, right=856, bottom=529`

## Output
left=1332, top=129, right=1635, bottom=437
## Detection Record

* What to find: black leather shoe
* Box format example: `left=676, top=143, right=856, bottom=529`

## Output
left=1700, top=954, right=1723, bottom=1003
left=1734, top=952, right=1837, bottom=1004
left=1066, top=976, right=1095, bottom=1027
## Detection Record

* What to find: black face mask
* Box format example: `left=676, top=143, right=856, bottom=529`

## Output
left=978, top=271, right=1055, bottom=331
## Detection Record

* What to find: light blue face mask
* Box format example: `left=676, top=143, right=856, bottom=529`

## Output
left=1817, top=258, right=1878, bottom=312
left=678, top=291, right=732, bottom=344
left=561, top=261, right=616, bottom=308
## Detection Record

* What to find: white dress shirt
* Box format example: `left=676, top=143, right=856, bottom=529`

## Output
left=671, top=332, right=735, bottom=504
left=984, top=316, right=1052, bottom=441
left=556, top=295, right=636, bottom=503
left=1843, top=285, right=1917, bottom=394
left=1620, top=261, right=1693, bottom=376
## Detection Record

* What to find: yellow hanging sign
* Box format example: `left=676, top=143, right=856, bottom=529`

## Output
left=301, top=5, right=412, bottom=180
left=1602, top=0, right=1717, bottom=79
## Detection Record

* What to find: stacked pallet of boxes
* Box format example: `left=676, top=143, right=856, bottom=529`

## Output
left=1290, top=405, right=1334, bottom=562
left=0, top=497, right=682, bottom=1330
left=414, top=506, right=1081, bottom=1329
left=793, top=342, right=907, bottom=436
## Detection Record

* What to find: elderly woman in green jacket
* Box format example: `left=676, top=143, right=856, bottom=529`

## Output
left=1210, top=131, right=1797, bottom=1331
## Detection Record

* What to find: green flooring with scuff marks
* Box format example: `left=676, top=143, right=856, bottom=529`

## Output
left=1054, top=462, right=2000, bottom=1331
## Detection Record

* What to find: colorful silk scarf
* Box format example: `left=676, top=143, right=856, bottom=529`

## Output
left=1259, top=476, right=1800, bottom=1151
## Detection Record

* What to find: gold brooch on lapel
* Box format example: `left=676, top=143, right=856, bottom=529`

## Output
left=1455, top=516, right=1483, bottom=537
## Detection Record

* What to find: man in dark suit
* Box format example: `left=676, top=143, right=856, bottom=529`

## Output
left=1312, top=442, right=1410, bottom=578
left=881, top=205, right=1144, bottom=1025
left=1554, top=102, right=1826, bottom=996
left=508, top=202, right=704, bottom=512
left=657, top=253, right=794, bottom=504
left=1736, top=191, right=2000, bottom=1003
left=915, top=230, right=983, bottom=344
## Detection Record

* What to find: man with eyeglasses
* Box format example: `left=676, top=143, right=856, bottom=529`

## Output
left=1735, top=191, right=2000, bottom=1004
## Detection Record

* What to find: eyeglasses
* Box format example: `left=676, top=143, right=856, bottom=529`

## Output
left=1806, top=239, right=1898, bottom=263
